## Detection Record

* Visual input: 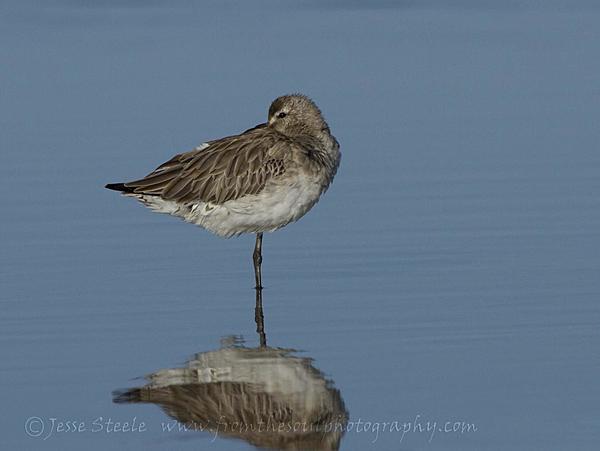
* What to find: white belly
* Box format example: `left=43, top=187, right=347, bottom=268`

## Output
left=132, top=174, right=325, bottom=238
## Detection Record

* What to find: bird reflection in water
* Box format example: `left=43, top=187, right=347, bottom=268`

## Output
left=113, top=288, right=348, bottom=450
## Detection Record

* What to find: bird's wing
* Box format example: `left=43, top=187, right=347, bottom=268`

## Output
left=123, top=126, right=290, bottom=205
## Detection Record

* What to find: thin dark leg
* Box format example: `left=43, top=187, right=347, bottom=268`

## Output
left=255, top=286, right=267, bottom=347
left=253, top=233, right=263, bottom=289
left=253, top=232, right=266, bottom=347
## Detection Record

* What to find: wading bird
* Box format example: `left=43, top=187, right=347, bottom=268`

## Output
left=106, top=94, right=340, bottom=288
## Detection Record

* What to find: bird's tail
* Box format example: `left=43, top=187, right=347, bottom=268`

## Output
left=105, top=183, right=136, bottom=194
left=112, top=388, right=144, bottom=404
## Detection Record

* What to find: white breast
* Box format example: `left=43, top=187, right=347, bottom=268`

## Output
left=132, top=174, right=325, bottom=238
left=197, top=174, right=324, bottom=237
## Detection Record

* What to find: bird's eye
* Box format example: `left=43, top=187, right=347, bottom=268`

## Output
left=277, top=112, right=287, bottom=119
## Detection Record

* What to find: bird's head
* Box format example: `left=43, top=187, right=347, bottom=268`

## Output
left=267, top=94, right=330, bottom=138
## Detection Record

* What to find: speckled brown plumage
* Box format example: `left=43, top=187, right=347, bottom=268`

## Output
left=106, top=94, right=340, bottom=287
left=121, top=126, right=301, bottom=205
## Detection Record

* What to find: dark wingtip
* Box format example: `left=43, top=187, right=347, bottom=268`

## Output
left=105, top=183, right=135, bottom=193
left=112, top=388, right=142, bottom=404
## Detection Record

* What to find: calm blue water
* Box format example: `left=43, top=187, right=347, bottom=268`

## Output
left=2, top=1, right=600, bottom=450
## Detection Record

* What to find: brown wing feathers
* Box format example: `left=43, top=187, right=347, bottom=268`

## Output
left=120, top=127, right=287, bottom=205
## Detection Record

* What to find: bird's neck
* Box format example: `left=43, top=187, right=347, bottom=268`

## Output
left=304, top=131, right=340, bottom=178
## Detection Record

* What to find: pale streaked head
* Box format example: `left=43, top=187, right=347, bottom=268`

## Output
left=267, top=94, right=330, bottom=138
